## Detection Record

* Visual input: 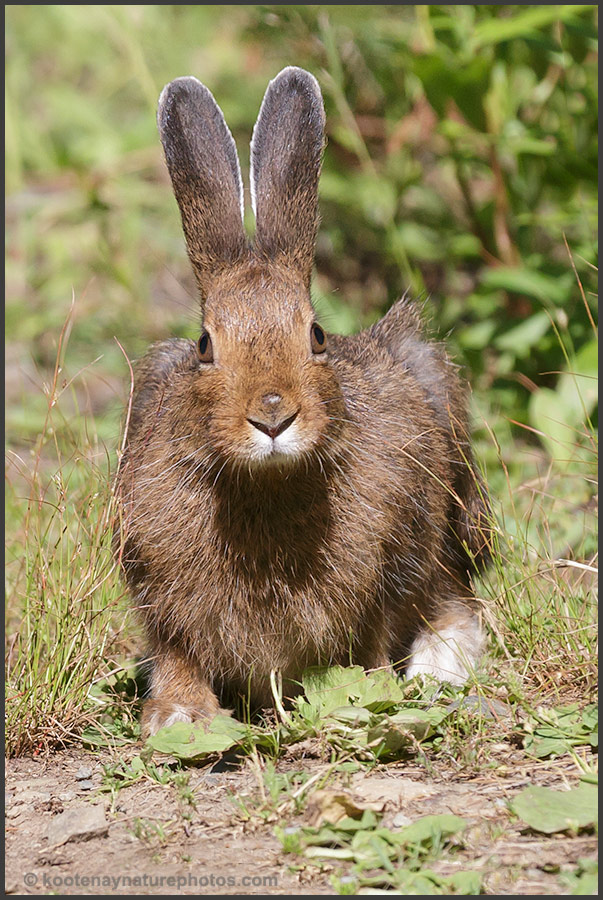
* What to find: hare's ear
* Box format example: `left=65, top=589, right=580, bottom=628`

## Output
left=250, top=67, right=325, bottom=287
left=158, top=77, right=247, bottom=298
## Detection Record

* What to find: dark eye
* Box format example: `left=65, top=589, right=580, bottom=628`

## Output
left=311, top=323, right=327, bottom=354
left=197, top=330, right=214, bottom=363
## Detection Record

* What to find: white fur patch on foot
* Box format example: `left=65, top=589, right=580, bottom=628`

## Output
left=406, top=618, right=484, bottom=685
left=146, top=704, right=194, bottom=735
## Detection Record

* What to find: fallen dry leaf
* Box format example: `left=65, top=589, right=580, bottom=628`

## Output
left=305, top=789, right=381, bottom=827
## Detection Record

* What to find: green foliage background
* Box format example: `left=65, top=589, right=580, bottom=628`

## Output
left=5, top=4, right=598, bottom=486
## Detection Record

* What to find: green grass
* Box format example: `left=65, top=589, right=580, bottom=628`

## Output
left=5, top=314, right=130, bottom=755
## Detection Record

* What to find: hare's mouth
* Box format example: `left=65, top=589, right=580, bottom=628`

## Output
left=244, top=413, right=306, bottom=467
left=247, top=409, right=299, bottom=440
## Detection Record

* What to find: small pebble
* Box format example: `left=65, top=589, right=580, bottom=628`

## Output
left=6, top=807, right=23, bottom=819
left=75, top=766, right=93, bottom=781
left=16, top=790, right=51, bottom=805
left=78, top=780, right=95, bottom=791
left=58, top=791, right=77, bottom=802
left=446, top=694, right=511, bottom=719
left=391, top=812, right=413, bottom=828
left=47, top=804, right=108, bottom=846
left=199, top=773, right=220, bottom=784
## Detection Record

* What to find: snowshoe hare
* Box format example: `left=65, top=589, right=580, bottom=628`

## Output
left=116, top=67, right=492, bottom=736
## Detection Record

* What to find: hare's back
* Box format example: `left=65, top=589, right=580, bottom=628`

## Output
left=330, top=299, right=469, bottom=454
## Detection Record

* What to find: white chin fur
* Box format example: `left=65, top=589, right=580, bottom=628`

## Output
left=406, top=619, right=484, bottom=685
left=246, top=421, right=305, bottom=466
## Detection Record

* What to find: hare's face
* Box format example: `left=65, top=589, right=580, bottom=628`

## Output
left=158, top=68, right=333, bottom=469
left=193, top=266, right=344, bottom=469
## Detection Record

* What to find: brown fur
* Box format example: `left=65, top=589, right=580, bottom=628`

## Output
left=115, top=68, right=492, bottom=735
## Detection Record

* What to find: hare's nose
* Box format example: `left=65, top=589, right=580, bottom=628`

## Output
left=262, top=392, right=283, bottom=408
left=247, top=410, right=298, bottom=441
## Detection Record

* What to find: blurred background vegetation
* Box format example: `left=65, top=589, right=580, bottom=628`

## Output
left=6, top=4, right=597, bottom=451
left=4, top=4, right=598, bottom=755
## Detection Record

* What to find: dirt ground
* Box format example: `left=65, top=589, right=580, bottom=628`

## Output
left=4, top=745, right=597, bottom=896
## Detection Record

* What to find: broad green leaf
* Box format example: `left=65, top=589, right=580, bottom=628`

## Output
left=568, top=859, right=598, bottom=895
left=557, top=339, right=598, bottom=419
left=355, top=668, right=407, bottom=712
left=145, top=715, right=247, bottom=759
left=526, top=735, right=576, bottom=759
left=524, top=704, right=598, bottom=757
left=390, top=222, right=444, bottom=263
left=571, top=870, right=598, bottom=895
left=529, top=387, right=583, bottom=459
left=350, top=830, right=397, bottom=869
left=331, top=705, right=373, bottom=726
left=396, top=869, right=445, bottom=894
left=395, top=813, right=469, bottom=845
left=511, top=782, right=597, bottom=834
left=494, top=311, right=552, bottom=355
left=81, top=723, right=138, bottom=748
left=302, top=810, right=380, bottom=847
left=482, top=267, right=572, bottom=306
left=366, top=707, right=449, bottom=756
left=298, top=665, right=406, bottom=718
left=446, top=870, right=482, bottom=894
left=415, top=54, right=489, bottom=132
left=300, top=665, right=368, bottom=716
left=207, top=714, right=251, bottom=739
left=389, top=707, right=448, bottom=730
left=581, top=705, right=598, bottom=732
left=459, top=320, right=497, bottom=351
left=128, top=755, right=146, bottom=773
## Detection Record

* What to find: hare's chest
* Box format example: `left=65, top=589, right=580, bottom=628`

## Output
left=200, top=576, right=357, bottom=668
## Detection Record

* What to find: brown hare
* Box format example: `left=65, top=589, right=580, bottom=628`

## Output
left=116, top=67, right=492, bottom=736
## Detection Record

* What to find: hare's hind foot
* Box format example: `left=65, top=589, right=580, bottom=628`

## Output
left=141, top=645, right=224, bottom=738
left=406, top=604, right=484, bottom=685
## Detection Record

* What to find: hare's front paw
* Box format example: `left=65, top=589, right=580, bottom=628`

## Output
left=141, top=697, right=230, bottom=738
left=141, top=699, right=200, bottom=737
left=141, top=645, right=225, bottom=737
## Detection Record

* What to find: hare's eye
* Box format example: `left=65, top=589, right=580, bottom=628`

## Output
left=311, top=323, right=327, bottom=355
left=197, top=330, right=214, bottom=363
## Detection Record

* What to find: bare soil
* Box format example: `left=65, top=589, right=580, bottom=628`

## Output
left=5, top=746, right=597, bottom=896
